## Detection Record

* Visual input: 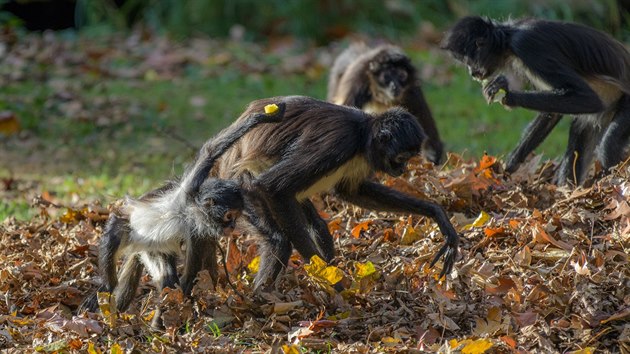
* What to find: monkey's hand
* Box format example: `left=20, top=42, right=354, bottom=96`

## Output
left=483, top=75, right=510, bottom=106
left=429, top=231, right=459, bottom=279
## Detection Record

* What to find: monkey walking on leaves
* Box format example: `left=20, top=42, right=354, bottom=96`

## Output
left=442, top=16, right=630, bottom=185
left=81, top=103, right=288, bottom=327
left=192, top=96, right=459, bottom=291
left=327, top=43, right=445, bottom=165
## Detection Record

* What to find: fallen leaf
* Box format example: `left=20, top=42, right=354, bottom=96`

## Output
left=351, top=220, right=371, bottom=238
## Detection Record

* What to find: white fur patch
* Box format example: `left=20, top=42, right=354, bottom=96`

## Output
left=123, top=186, right=187, bottom=253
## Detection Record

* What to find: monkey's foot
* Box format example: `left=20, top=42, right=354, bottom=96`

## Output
left=429, top=236, right=459, bottom=279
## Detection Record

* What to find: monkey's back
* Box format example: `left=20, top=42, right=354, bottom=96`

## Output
left=214, top=96, right=369, bottom=180
left=512, top=20, right=630, bottom=93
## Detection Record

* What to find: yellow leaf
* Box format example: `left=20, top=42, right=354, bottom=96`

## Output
left=354, top=261, right=376, bottom=279
left=247, top=256, right=260, bottom=273
left=381, top=336, right=401, bottom=346
left=110, top=343, right=123, bottom=354
left=400, top=224, right=421, bottom=245
left=282, top=344, right=301, bottom=354
left=87, top=342, right=101, bottom=354
left=143, top=310, right=155, bottom=322
left=462, top=338, right=493, bottom=354
left=304, top=255, right=343, bottom=285
left=264, top=104, right=279, bottom=114
left=568, top=347, right=596, bottom=354
left=97, top=292, right=117, bottom=327
left=464, top=211, right=490, bottom=230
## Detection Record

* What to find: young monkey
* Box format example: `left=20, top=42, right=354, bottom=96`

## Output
left=80, top=103, right=287, bottom=324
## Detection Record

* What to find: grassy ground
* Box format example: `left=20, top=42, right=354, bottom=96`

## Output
left=0, top=32, right=570, bottom=221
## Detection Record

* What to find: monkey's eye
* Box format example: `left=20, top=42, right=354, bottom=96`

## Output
left=394, top=152, right=412, bottom=164
left=397, top=69, right=408, bottom=83
left=223, top=210, right=240, bottom=225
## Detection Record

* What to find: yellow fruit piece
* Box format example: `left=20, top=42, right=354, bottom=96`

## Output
left=493, top=88, right=506, bottom=103
left=264, top=104, right=279, bottom=114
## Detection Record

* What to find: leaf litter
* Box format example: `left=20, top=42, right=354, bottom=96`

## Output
left=1, top=152, right=628, bottom=353
left=0, top=30, right=628, bottom=353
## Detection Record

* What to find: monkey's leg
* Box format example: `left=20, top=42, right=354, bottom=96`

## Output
left=113, top=254, right=144, bottom=311
left=98, top=214, right=129, bottom=294
left=337, top=181, right=459, bottom=277
left=78, top=213, right=130, bottom=312
left=138, top=252, right=179, bottom=328
left=596, top=95, right=630, bottom=172
left=181, top=236, right=218, bottom=296
left=300, top=200, right=335, bottom=262
left=555, top=117, right=601, bottom=185
left=505, top=112, right=562, bottom=173
left=242, top=191, right=293, bottom=290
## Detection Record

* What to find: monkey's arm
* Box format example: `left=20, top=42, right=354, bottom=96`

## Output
left=185, top=103, right=286, bottom=195
left=335, top=69, right=372, bottom=108
left=485, top=62, right=604, bottom=114
left=505, top=112, right=563, bottom=173
left=336, top=181, right=459, bottom=277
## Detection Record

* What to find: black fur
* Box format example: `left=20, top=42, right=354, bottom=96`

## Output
left=327, top=43, right=444, bottom=165
left=197, top=96, right=459, bottom=289
left=442, top=16, right=630, bottom=185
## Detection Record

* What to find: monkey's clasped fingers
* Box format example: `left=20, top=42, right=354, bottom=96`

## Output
left=483, top=75, right=509, bottom=104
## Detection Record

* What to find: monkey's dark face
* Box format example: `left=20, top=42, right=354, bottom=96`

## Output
left=369, top=109, right=424, bottom=176
left=370, top=64, right=410, bottom=103
left=442, top=16, right=504, bottom=81
left=368, top=51, right=414, bottom=104
left=196, top=179, right=244, bottom=235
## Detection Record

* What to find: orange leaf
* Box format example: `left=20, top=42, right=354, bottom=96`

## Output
left=485, top=277, right=516, bottom=295
left=499, top=336, right=516, bottom=349
left=533, top=224, right=573, bottom=251
left=508, top=219, right=521, bottom=229
left=351, top=220, right=371, bottom=238
left=318, top=210, right=331, bottom=219
left=483, top=227, right=505, bottom=237
left=383, top=228, right=396, bottom=242
left=328, top=218, right=342, bottom=233
left=0, top=111, right=20, bottom=136
left=478, top=153, right=497, bottom=170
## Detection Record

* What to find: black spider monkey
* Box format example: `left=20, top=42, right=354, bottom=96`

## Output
left=442, top=16, right=630, bottom=185
left=327, top=43, right=445, bottom=165
left=189, top=96, right=459, bottom=290
left=80, top=103, right=287, bottom=321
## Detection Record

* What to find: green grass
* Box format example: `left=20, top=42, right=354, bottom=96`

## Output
left=0, top=41, right=573, bottom=221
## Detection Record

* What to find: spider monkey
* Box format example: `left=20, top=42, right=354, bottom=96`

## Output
left=80, top=104, right=287, bottom=320
left=442, top=16, right=630, bottom=185
left=327, top=43, right=444, bottom=165
left=189, top=96, right=459, bottom=290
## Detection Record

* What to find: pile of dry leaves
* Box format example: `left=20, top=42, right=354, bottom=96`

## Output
left=1, top=153, right=628, bottom=353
